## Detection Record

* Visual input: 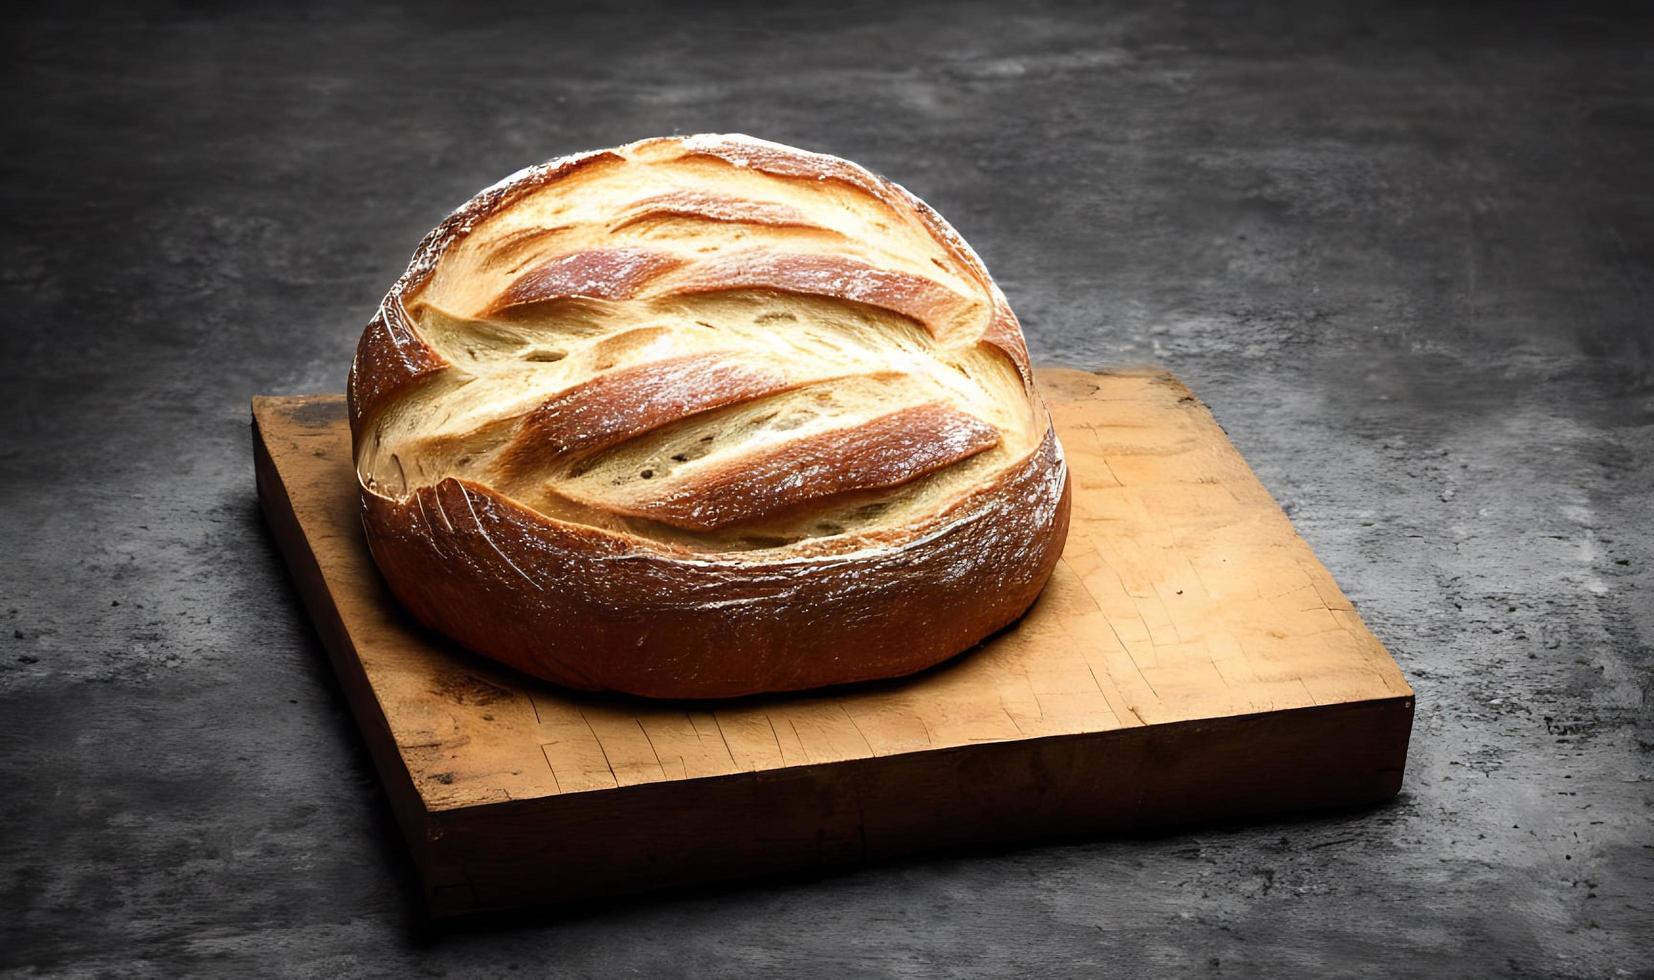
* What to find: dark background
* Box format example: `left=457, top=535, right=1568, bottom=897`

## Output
left=3, top=1, right=1651, bottom=976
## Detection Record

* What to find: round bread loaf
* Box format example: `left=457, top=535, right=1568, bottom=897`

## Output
left=348, top=134, right=1070, bottom=698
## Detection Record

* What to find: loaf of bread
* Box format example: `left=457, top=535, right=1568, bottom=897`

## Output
left=348, top=135, right=1071, bottom=698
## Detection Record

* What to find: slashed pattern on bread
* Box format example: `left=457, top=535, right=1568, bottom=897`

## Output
left=353, top=135, right=1044, bottom=553
left=347, top=135, right=1070, bottom=697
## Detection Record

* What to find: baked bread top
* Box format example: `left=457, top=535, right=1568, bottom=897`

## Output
left=347, top=135, right=1069, bottom=697
left=351, top=134, right=1046, bottom=553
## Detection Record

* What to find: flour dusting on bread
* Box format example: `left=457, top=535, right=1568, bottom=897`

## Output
left=348, top=135, right=1070, bottom=697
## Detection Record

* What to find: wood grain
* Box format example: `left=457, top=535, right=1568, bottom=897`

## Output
left=253, top=367, right=1414, bottom=916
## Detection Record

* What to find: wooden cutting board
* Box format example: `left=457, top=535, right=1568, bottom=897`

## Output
left=253, top=367, right=1413, bottom=917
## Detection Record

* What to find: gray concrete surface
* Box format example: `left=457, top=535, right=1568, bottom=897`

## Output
left=2, top=1, right=1650, bottom=976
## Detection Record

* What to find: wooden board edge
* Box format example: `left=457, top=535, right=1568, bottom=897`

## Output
left=422, top=694, right=1413, bottom=917
left=251, top=404, right=457, bottom=898
left=250, top=385, right=1418, bottom=917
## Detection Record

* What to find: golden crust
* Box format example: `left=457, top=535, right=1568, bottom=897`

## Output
left=492, top=352, right=793, bottom=473
left=670, top=251, right=975, bottom=339
left=363, top=429, right=1069, bottom=698
left=486, top=247, right=685, bottom=314
left=349, top=134, right=1069, bottom=697
left=346, top=297, right=448, bottom=442
left=610, top=190, right=815, bottom=232
left=598, top=401, right=1000, bottom=532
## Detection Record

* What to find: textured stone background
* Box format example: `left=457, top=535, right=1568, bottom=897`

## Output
left=2, top=1, right=1650, bottom=976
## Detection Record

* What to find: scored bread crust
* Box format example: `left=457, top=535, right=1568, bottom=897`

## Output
left=348, top=134, right=1070, bottom=698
